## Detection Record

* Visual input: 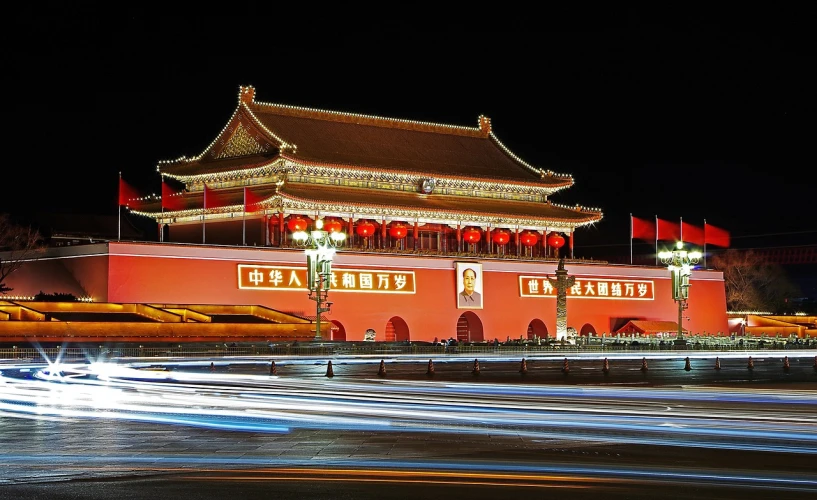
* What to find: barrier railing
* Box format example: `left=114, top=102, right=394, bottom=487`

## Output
left=0, top=339, right=814, bottom=362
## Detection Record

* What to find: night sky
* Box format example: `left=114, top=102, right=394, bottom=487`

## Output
left=7, top=8, right=816, bottom=268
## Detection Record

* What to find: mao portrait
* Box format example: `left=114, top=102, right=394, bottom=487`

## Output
left=456, top=262, right=483, bottom=309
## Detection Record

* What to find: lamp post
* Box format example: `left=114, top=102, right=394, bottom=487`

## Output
left=292, top=218, right=346, bottom=340
left=658, top=241, right=702, bottom=346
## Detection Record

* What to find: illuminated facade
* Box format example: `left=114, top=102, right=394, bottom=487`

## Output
left=3, top=86, right=730, bottom=342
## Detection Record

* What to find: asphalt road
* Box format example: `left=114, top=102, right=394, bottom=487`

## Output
left=1, top=352, right=816, bottom=499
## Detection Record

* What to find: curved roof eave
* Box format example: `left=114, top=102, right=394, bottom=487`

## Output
left=156, top=99, right=293, bottom=175
left=131, top=186, right=603, bottom=230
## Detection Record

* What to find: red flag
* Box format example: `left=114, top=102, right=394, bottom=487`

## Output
left=204, top=184, right=230, bottom=209
left=656, top=218, right=680, bottom=241
left=681, top=221, right=705, bottom=246
left=161, top=181, right=186, bottom=211
left=243, top=187, right=265, bottom=212
left=118, top=177, right=142, bottom=207
left=631, top=215, right=656, bottom=241
left=705, top=222, right=731, bottom=247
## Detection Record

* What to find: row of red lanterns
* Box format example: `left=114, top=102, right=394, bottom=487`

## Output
left=286, top=217, right=402, bottom=239
left=478, top=229, right=566, bottom=248
left=286, top=216, right=565, bottom=247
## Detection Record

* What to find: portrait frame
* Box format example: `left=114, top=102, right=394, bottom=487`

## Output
left=456, top=262, right=483, bottom=310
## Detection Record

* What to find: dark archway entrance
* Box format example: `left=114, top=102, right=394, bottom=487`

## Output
left=579, top=323, right=597, bottom=337
left=456, top=312, right=484, bottom=343
left=331, top=320, right=346, bottom=341
left=526, top=319, right=548, bottom=340
left=385, top=316, right=410, bottom=342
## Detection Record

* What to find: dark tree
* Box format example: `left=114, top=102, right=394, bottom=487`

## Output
left=710, top=249, right=800, bottom=314
left=0, top=213, right=45, bottom=294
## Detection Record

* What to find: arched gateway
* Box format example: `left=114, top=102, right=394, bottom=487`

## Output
left=385, top=316, right=410, bottom=342
left=526, top=319, right=548, bottom=340
left=331, top=320, right=346, bottom=341
left=456, top=312, right=484, bottom=343
left=579, top=323, right=597, bottom=337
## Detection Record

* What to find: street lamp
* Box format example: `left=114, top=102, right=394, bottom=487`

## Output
left=658, top=241, right=702, bottom=346
left=292, top=218, right=346, bottom=340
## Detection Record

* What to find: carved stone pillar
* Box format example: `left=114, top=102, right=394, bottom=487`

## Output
left=548, top=259, right=575, bottom=342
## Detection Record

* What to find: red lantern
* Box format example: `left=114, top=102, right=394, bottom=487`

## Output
left=323, top=218, right=343, bottom=234
left=286, top=216, right=308, bottom=232
left=547, top=232, right=566, bottom=249
left=356, top=220, right=375, bottom=237
left=520, top=231, right=539, bottom=247
left=389, top=223, right=408, bottom=239
left=462, top=227, right=481, bottom=243
left=492, top=230, right=510, bottom=245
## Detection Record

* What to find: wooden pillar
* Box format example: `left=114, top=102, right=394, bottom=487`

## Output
left=570, top=231, right=574, bottom=259
left=486, top=227, right=492, bottom=254
left=348, top=217, right=355, bottom=247
left=381, top=218, right=387, bottom=249
left=456, top=224, right=462, bottom=253
left=413, top=222, right=419, bottom=251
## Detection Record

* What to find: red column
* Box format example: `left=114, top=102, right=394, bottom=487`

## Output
left=486, top=227, right=492, bottom=254
left=380, top=218, right=386, bottom=249
left=348, top=217, right=355, bottom=247
left=515, top=228, right=520, bottom=257
left=570, top=231, right=574, bottom=258
left=456, top=224, right=462, bottom=253
left=543, top=230, right=549, bottom=258
left=278, top=212, right=285, bottom=246
left=413, top=222, right=419, bottom=250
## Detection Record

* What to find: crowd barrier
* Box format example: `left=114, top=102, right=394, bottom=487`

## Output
left=1, top=337, right=814, bottom=362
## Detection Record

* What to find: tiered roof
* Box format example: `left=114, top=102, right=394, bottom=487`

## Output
left=135, top=85, right=602, bottom=231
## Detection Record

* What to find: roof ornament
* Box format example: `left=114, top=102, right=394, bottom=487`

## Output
left=239, top=85, right=256, bottom=105
left=478, top=115, right=491, bottom=137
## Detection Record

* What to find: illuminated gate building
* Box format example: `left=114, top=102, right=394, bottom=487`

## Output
left=5, top=86, right=728, bottom=342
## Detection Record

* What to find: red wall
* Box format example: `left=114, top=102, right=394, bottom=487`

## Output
left=99, top=242, right=728, bottom=342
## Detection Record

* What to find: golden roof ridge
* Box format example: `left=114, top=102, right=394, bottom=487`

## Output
left=241, top=84, right=489, bottom=138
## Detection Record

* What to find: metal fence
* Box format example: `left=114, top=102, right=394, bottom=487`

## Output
left=1, top=338, right=814, bottom=363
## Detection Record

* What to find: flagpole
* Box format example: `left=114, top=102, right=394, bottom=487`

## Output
left=703, top=219, right=708, bottom=268
left=118, top=172, right=122, bottom=242
left=654, top=214, right=658, bottom=266
left=159, top=174, right=164, bottom=243
left=629, top=213, right=633, bottom=265
left=680, top=216, right=683, bottom=245
left=202, top=185, right=206, bottom=245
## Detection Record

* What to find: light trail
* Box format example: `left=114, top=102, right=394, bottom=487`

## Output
left=1, top=361, right=816, bottom=457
